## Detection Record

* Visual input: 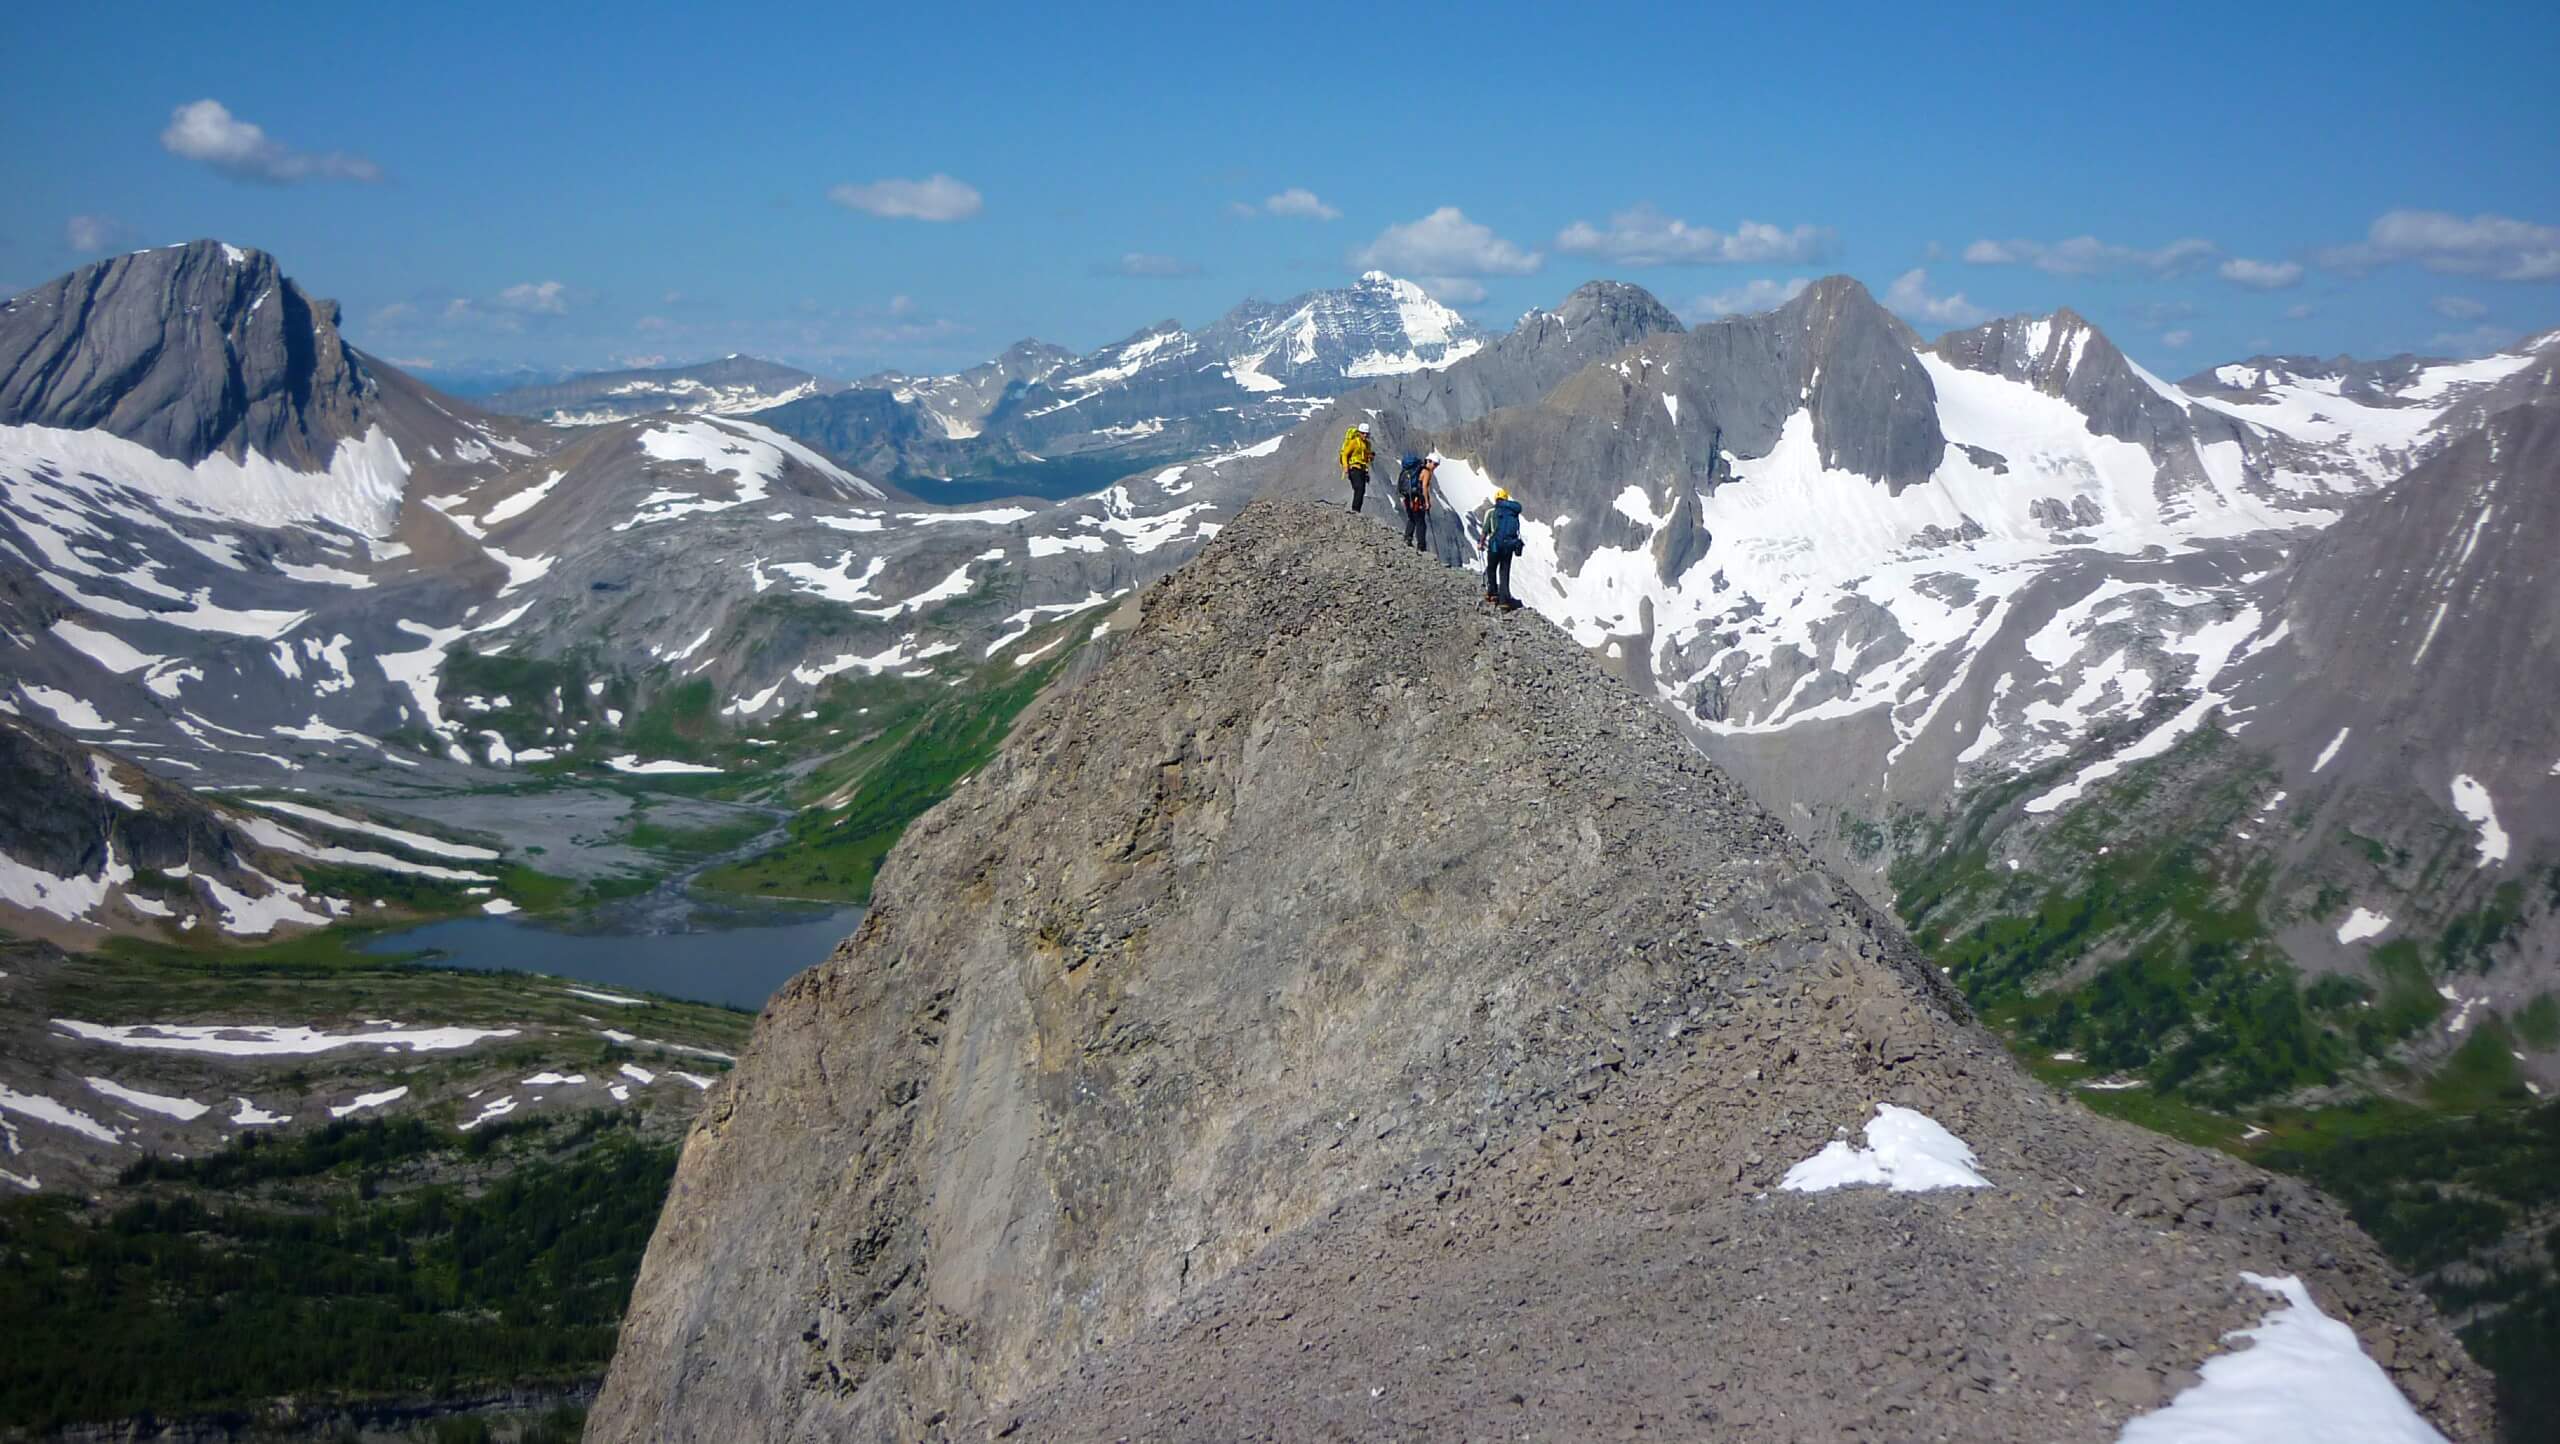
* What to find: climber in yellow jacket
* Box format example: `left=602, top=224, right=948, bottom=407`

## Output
left=1340, top=422, right=1374, bottom=513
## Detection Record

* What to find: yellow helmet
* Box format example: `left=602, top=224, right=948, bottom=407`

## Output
left=1494, top=487, right=1511, bottom=500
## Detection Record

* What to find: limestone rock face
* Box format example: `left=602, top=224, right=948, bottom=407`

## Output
left=590, top=501, right=2490, bottom=1442
left=0, top=240, right=372, bottom=468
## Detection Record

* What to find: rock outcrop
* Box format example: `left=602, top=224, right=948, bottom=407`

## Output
left=0, top=711, right=301, bottom=943
left=0, top=240, right=375, bottom=468
left=592, top=500, right=2489, bottom=1441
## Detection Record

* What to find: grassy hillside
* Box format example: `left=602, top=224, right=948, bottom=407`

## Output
left=698, top=619, right=1086, bottom=903
left=1888, top=724, right=2559, bottom=1436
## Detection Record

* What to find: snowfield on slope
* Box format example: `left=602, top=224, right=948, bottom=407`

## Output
left=2117, top=1273, right=2449, bottom=1443
left=1780, top=1104, right=1990, bottom=1193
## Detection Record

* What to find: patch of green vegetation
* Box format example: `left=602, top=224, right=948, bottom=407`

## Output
left=1894, top=717, right=2560, bottom=1432
left=282, top=859, right=578, bottom=921
left=59, top=938, right=753, bottom=1059
left=2369, top=939, right=2450, bottom=1039
left=1900, top=728, right=2467, bottom=1109
left=0, top=1115, right=674, bottom=1431
left=623, top=809, right=774, bottom=861
left=2439, top=881, right=2527, bottom=975
left=293, top=862, right=489, bottom=916
left=2337, top=825, right=2397, bottom=870
left=495, top=863, right=579, bottom=912
left=441, top=647, right=628, bottom=759
left=101, top=926, right=423, bottom=973
left=701, top=641, right=1073, bottom=903
left=1921, top=844, right=2350, bottom=1108
left=2048, top=1075, right=2251, bottom=1149
left=2261, top=1100, right=2560, bottom=1438
left=2515, top=992, right=2560, bottom=1052
left=2428, top=1020, right=2533, bottom=1112
left=617, top=678, right=718, bottom=763
left=421, top=1408, right=587, bottom=1444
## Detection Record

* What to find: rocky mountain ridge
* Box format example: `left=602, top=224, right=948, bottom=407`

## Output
left=0, top=241, right=375, bottom=470
left=744, top=271, right=1484, bottom=498
left=483, top=354, right=847, bottom=427
left=592, top=500, right=2491, bottom=1440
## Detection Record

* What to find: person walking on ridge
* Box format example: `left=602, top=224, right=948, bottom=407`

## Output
left=1340, top=422, right=1375, bottom=512
left=1482, top=487, right=1524, bottom=609
left=1398, top=450, right=1437, bottom=552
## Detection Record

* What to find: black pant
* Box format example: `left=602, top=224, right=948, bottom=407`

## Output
left=1347, top=466, right=1368, bottom=512
left=1404, top=503, right=1428, bottom=551
left=1486, top=544, right=1516, bottom=602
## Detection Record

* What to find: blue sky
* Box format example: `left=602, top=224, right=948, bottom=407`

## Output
left=6, top=0, right=2554, bottom=379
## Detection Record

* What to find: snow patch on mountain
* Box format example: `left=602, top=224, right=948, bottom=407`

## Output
left=2117, top=1273, right=2449, bottom=1444
left=1779, top=1104, right=1990, bottom=1193
left=0, top=421, right=412, bottom=536
left=2448, top=774, right=2509, bottom=865
left=2022, top=605, right=2270, bottom=814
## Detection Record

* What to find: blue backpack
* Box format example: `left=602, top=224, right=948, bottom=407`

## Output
left=1488, top=497, right=1523, bottom=553
left=1397, top=452, right=1426, bottom=501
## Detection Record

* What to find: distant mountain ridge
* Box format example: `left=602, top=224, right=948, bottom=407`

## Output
left=483, top=354, right=846, bottom=425
left=745, top=271, right=1485, bottom=497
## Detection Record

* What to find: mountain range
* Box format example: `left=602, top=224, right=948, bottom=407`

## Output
left=3, top=237, right=2556, bottom=1433
left=6, top=240, right=2552, bottom=1066
left=478, top=270, right=1484, bottom=501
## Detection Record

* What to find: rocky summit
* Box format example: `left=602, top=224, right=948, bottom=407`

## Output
left=592, top=499, right=2487, bottom=1441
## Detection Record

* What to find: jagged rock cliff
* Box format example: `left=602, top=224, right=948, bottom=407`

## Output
left=595, top=500, right=2487, bottom=1440
left=0, top=240, right=376, bottom=469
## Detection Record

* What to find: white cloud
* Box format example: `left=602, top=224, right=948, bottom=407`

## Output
left=2283, top=302, right=2318, bottom=321
left=1555, top=205, right=1833, bottom=266
left=2321, top=209, right=2560, bottom=281
left=64, top=215, right=129, bottom=253
left=2161, top=329, right=2194, bottom=349
left=2219, top=257, right=2304, bottom=290
left=159, top=99, right=381, bottom=184
left=827, top=174, right=983, bottom=222
left=365, top=301, right=419, bottom=331
left=1353, top=207, right=1541, bottom=280
left=1416, top=277, right=1487, bottom=304
left=1264, top=187, right=1340, bottom=220
left=2432, top=295, right=2488, bottom=319
left=497, top=281, right=568, bottom=315
left=1683, top=277, right=1810, bottom=320
left=1963, top=233, right=2215, bottom=277
left=1883, top=269, right=1988, bottom=327
left=1109, top=253, right=1201, bottom=279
